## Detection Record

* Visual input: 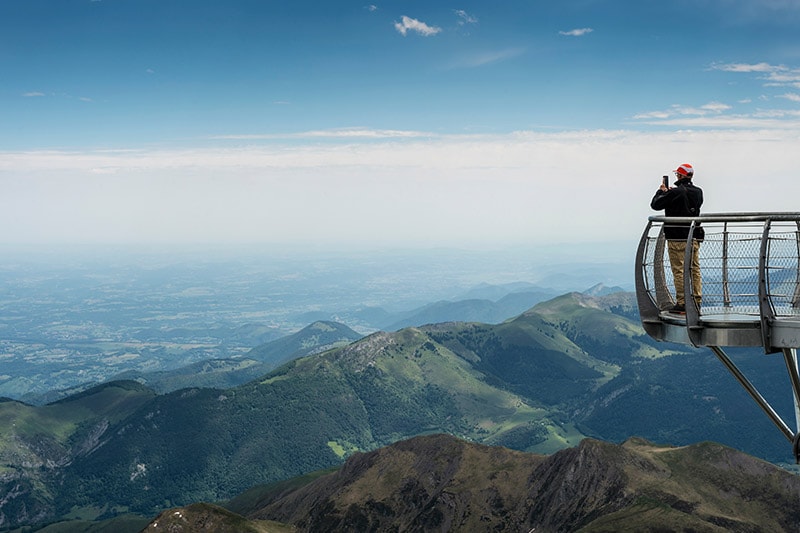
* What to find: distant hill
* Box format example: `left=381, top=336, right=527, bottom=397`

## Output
left=102, top=321, right=363, bottom=394
left=384, top=284, right=623, bottom=331
left=582, top=282, right=627, bottom=296
left=152, top=434, right=800, bottom=532
left=384, top=291, right=555, bottom=331
left=110, top=358, right=270, bottom=394
left=294, top=306, right=393, bottom=331
left=294, top=283, right=559, bottom=331
left=455, top=281, right=553, bottom=301
left=2, top=292, right=796, bottom=529
left=135, top=322, right=285, bottom=346
left=246, top=320, right=363, bottom=365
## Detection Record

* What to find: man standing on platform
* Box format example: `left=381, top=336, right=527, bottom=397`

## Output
left=651, top=163, right=704, bottom=314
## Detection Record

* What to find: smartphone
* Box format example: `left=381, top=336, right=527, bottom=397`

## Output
left=662, top=175, right=669, bottom=188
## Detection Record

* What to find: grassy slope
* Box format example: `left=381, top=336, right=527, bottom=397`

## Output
left=58, top=320, right=604, bottom=515
left=0, top=382, right=156, bottom=473
left=8, top=292, right=725, bottom=527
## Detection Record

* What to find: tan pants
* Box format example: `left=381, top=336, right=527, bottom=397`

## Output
left=667, top=240, right=702, bottom=306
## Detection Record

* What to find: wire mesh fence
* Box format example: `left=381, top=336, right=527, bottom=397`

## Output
left=640, top=215, right=800, bottom=319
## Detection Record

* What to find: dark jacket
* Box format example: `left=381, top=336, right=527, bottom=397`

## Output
left=650, top=177, right=704, bottom=241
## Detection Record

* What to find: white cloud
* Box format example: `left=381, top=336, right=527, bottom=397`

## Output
left=23, top=92, right=45, bottom=97
left=711, top=62, right=780, bottom=73
left=711, top=61, right=800, bottom=87
left=635, top=62, right=800, bottom=128
left=631, top=113, right=800, bottom=129
left=394, top=15, right=441, bottom=37
left=559, top=28, right=593, bottom=37
left=629, top=95, right=800, bottom=128
left=699, top=102, right=732, bottom=113
left=632, top=110, right=672, bottom=120
left=3, top=128, right=800, bottom=247
left=455, top=10, right=478, bottom=25
left=633, top=101, right=732, bottom=121
left=766, top=70, right=800, bottom=86
left=366, top=4, right=377, bottom=12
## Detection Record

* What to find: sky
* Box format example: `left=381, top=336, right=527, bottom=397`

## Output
left=2, top=0, right=800, bottom=249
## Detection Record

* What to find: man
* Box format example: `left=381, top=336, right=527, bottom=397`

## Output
left=650, top=163, right=704, bottom=314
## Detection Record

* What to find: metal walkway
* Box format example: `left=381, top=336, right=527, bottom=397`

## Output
left=635, top=212, right=800, bottom=460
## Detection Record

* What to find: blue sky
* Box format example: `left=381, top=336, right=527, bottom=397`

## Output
left=2, top=0, right=800, bottom=247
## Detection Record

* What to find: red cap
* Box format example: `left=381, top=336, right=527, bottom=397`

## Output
left=674, top=163, right=694, bottom=177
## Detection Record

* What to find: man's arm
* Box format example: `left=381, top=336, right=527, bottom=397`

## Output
left=650, top=189, right=670, bottom=211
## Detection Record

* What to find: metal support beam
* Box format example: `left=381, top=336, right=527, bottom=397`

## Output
left=782, top=348, right=800, bottom=432
left=781, top=348, right=800, bottom=463
left=708, top=346, right=794, bottom=443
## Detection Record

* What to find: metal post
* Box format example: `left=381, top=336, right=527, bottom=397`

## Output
left=722, top=221, right=731, bottom=307
left=792, top=223, right=800, bottom=308
left=653, top=227, right=670, bottom=308
left=758, top=220, right=776, bottom=352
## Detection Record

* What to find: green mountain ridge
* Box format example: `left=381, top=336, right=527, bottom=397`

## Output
left=0, top=380, right=157, bottom=528
left=1, top=291, right=795, bottom=530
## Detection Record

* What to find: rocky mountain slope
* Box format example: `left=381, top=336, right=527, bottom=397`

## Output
left=146, top=433, right=800, bottom=532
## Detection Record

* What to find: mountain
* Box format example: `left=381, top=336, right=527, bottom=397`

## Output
left=110, top=358, right=269, bottom=394
left=246, top=320, right=363, bottom=365
left=144, top=503, right=290, bottom=533
left=102, top=320, right=363, bottom=395
left=385, top=290, right=555, bottom=331
left=153, top=434, right=800, bottom=532
left=292, top=283, right=559, bottom=331
left=455, top=281, right=553, bottom=301
left=32, top=514, right=150, bottom=533
left=3, top=292, right=794, bottom=529
left=47, top=294, right=655, bottom=520
left=0, top=381, right=156, bottom=528
left=384, top=285, right=629, bottom=331
left=577, top=344, right=796, bottom=461
left=583, top=282, right=627, bottom=296
left=293, top=306, right=394, bottom=331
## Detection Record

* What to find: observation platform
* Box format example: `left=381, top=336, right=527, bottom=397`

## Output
left=636, top=212, right=800, bottom=351
left=635, top=212, right=800, bottom=459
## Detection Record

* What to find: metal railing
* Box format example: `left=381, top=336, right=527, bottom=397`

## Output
left=636, top=212, right=800, bottom=350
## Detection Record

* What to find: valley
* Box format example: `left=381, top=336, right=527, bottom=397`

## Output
left=0, top=244, right=629, bottom=402
left=4, top=244, right=797, bottom=531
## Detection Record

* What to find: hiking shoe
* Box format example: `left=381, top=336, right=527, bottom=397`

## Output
left=668, top=304, right=686, bottom=314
